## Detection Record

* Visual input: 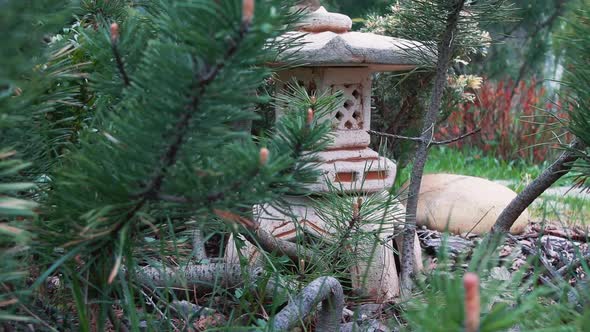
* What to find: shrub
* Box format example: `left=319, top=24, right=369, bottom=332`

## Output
left=435, top=78, right=573, bottom=163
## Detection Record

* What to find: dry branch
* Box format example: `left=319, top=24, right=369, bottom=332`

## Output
left=213, top=209, right=317, bottom=264
left=134, top=263, right=260, bottom=290
left=132, top=263, right=294, bottom=299
left=270, top=276, right=344, bottom=332
left=367, top=128, right=480, bottom=146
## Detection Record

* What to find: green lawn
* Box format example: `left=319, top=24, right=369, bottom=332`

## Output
left=532, top=194, right=590, bottom=225
left=395, top=147, right=589, bottom=224
left=396, top=146, right=559, bottom=186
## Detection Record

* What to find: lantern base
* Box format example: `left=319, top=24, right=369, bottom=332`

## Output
left=224, top=194, right=423, bottom=302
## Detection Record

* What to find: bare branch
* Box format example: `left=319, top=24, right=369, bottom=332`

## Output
left=131, top=263, right=296, bottom=300
left=192, top=228, right=207, bottom=261
left=270, top=276, right=344, bottom=332
left=367, top=128, right=480, bottom=146
left=213, top=209, right=317, bottom=264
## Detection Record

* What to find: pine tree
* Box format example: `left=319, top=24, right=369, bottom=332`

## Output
left=1, top=0, right=73, bottom=324
left=364, top=0, right=511, bottom=295
left=563, top=8, right=590, bottom=190
left=491, top=7, right=589, bottom=232
left=0, top=0, right=347, bottom=329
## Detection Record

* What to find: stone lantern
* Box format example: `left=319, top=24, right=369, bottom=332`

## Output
left=226, top=6, right=423, bottom=302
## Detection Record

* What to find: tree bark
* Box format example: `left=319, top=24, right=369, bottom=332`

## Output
left=134, top=263, right=262, bottom=290
left=270, top=276, right=344, bottom=332
left=400, top=0, right=466, bottom=298
left=491, top=139, right=585, bottom=233
left=213, top=209, right=317, bottom=264
left=132, top=263, right=295, bottom=299
left=251, top=226, right=316, bottom=264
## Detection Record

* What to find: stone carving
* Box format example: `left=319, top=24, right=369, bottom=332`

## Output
left=331, top=83, right=364, bottom=130
left=225, top=6, right=424, bottom=302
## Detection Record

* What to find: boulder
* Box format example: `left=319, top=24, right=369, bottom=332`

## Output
left=403, top=174, right=529, bottom=235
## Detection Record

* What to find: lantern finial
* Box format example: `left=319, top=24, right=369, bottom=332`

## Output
left=295, top=5, right=352, bottom=33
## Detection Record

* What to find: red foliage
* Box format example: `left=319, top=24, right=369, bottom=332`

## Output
left=435, top=79, right=572, bottom=163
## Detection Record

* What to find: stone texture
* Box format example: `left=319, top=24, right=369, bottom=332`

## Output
left=278, top=31, right=423, bottom=70
left=224, top=196, right=422, bottom=302
left=276, top=67, right=373, bottom=148
left=274, top=6, right=427, bottom=71
left=276, top=67, right=397, bottom=193
left=296, top=6, right=352, bottom=33
left=405, top=174, right=530, bottom=235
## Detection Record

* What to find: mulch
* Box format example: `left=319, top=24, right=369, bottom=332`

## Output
left=418, top=221, right=590, bottom=285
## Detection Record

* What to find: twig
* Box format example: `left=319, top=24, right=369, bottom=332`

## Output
left=213, top=209, right=317, bottom=264
left=140, top=290, right=179, bottom=331
left=331, top=199, right=362, bottom=258
left=110, top=23, right=130, bottom=87
left=557, top=253, right=590, bottom=275
left=109, top=18, right=252, bottom=236
left=270, top=276, right=344, bottom=332
left=367, top=128, right=480, bottom=146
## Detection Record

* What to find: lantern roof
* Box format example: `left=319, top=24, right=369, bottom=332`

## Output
left=276, top=7, right=426, bottom=71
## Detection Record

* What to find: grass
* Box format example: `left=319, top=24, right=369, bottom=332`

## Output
left=395, top=146, right=590, bottom=224
left=395, top=146, right=561, bottom=186
left=532, top=194, right=590, bottom=226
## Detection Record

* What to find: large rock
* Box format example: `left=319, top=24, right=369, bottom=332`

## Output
left=403, top=174, right=529, bottom=235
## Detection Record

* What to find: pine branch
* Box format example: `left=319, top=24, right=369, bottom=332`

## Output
left=213, top=209, right=317, bottom=264
left=110, top=20, right=252, bottom=236
left=330, top=198, right=362, bottom=263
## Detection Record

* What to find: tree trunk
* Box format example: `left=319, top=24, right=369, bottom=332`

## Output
left=491, top=138, right=585, bottom=233
left=400, top=0, right=466, bottom=298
